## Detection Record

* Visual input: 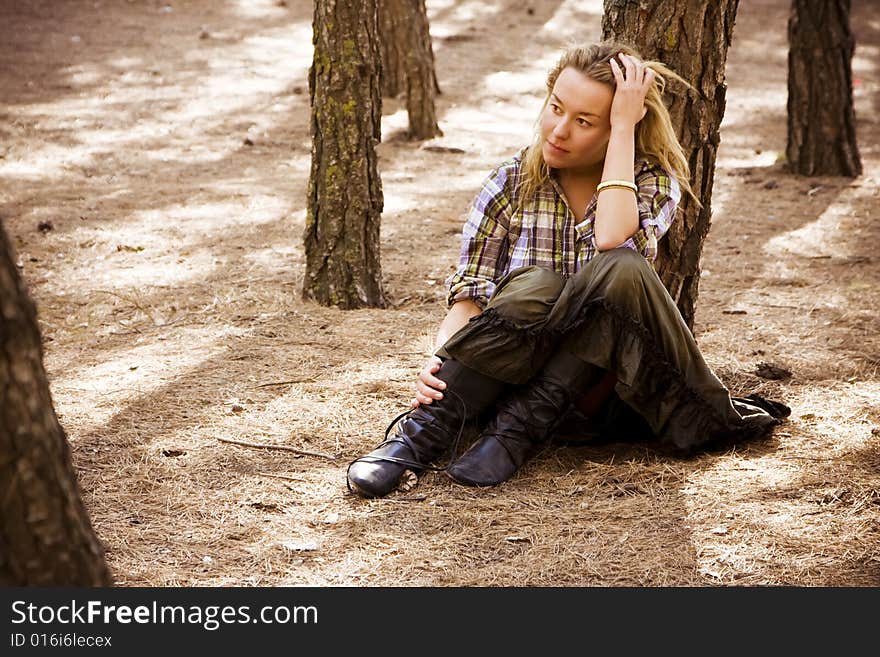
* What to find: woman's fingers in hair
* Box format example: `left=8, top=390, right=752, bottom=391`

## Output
left=616, top=52, right=656, bottom=89
left=621, top=52, right=638, bottom=82
left=610, top=55, right=625, bottom=83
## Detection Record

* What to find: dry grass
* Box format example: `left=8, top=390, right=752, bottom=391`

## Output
left=1, top=0, right=877, bottom=586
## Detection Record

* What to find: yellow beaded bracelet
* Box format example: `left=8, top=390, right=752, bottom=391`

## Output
left=597, top=179, right=638, bottom=194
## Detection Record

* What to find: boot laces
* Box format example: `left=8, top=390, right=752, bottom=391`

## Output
left=346, top=389, right=470, bottom=493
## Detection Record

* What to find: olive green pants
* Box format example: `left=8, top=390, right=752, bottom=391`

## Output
left=437, top=248, right=782, bottom=453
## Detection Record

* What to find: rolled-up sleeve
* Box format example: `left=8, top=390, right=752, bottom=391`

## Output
left=445, top=164, right=513, bottom=308
left=618, top=162, right=682, bottom=262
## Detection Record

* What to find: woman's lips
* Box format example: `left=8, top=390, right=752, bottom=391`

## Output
left=547, top=140, right=568, bottom=154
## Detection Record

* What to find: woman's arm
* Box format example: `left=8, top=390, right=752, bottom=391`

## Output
left=593, top=53, right=656, bottom=251
left=435, top=299, right=482, bottom=350
left=414, top=159, right=516, bottom=407
left=412, top=299, right=482, bottom=408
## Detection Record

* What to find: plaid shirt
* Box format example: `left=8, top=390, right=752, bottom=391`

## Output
left=446, top=148, right=681, bottom=308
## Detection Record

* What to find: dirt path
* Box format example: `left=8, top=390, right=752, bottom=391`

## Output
left=1, top=0, right=878, bottom=585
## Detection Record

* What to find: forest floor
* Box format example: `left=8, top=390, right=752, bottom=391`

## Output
left=1, top=0, right=878, bottom=586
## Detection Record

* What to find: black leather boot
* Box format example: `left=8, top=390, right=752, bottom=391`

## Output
left=347, top=359, right=505, bottom=498
left=447, top=351, right=605, bottom=487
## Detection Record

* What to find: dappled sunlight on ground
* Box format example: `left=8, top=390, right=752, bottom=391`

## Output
left=542, top=0, right=604, bottom=39
left=1, top=0, right=877, bottom=586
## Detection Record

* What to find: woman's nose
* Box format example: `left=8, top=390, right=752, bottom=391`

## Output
left=552, top=118, right=569, bottom=140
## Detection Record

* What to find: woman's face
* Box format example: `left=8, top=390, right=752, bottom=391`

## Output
left=540, top=66, right=613, bottom=175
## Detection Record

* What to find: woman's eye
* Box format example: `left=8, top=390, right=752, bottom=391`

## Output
left=577, top=118, right=591, bottom=127
left=550, top=103, right=561, bottom=113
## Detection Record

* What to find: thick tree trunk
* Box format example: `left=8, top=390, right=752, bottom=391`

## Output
left=0, top=226, right=112, bottom=586
left=603, top=0, right=739, bottom=331
left=303, top=0, right=386, bottom=308
left=787, top=0, right=861, bottom=176
left=382, top=0, right=442, bottom=139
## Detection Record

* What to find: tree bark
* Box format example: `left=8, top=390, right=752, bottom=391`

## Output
left=303, top=0, right=386, bottom=308
left=787, top=0, right=861, bottom=176
left=0, top=225, right=112, bottom=586
left=378, top=0, right=406, bottom=98
left=603, top=0, right=740, bottom=331
left=382, top=0, right=443, bottom=139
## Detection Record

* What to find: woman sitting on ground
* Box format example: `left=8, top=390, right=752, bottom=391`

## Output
left=347, top=40, right=788, bottom=499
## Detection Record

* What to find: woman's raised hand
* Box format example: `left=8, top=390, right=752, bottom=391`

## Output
left=609, top=52, right=656, bottom=128
left=411, top=355, right=446, bottom=408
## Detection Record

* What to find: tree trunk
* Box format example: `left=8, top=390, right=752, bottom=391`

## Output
left=786, top=0, right=861, bottom=176
left=378, top=0, right=406, bottom=98
left=383, top=0, right=443, bottom=140
left=0, top=226, right=112, bottom=586
left=303, top=0, right=386, bottom=308
left=603, top=0, right=739, bottom=331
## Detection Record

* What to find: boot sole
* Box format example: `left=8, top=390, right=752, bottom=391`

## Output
left=445, top=468, right=502, bottom=488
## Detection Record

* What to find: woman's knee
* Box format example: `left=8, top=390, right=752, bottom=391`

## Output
left=596, top=246, right=650, bottom=268
left=589, top=248, right=654, bottom=300
left=486, top=266, right=565, bottom=323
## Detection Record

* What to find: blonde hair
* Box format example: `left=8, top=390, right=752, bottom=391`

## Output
left=518, top=40, right=698, bottom=206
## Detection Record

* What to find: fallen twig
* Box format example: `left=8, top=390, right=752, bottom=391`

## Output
left=750, top=301, right=804, bottom=310
left=256, top=471, right=306, bottom=482
left=217, top=436, right=337, bottom=460
left=256, top=377, right=318, bottom=387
